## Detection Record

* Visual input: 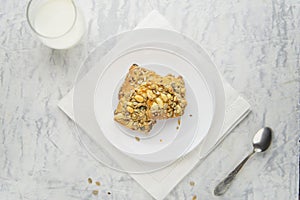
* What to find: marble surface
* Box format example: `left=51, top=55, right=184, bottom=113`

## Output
left=0, top=0, right=299, bottom=199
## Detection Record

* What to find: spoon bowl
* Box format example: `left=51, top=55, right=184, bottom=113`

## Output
left=253, top=127, right=272, bottom=152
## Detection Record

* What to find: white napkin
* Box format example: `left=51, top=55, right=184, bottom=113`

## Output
left=58, top=10, right=251, bottom=200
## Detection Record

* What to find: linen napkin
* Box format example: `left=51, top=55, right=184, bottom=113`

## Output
left=58, top=10, right=251, bottom=200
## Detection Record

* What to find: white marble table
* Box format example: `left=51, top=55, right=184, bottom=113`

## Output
left=0, top=0, right=299, bottom=199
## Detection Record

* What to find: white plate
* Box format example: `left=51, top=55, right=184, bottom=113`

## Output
left=92, top=29, right=225, bottom=164
left=74, top=28, right=225, bottom=167
left=94, top=47, right=213, bottom=156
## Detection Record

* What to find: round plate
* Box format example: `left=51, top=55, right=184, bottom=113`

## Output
left=74, top=28, right=225, bottom=170
left=94, top=47, right=213, bottom=156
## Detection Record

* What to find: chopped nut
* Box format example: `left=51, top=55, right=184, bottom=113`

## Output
left=181, top=88, right=186, bottom=94
left=141, top=92, right=147, bottom=98
left=175, top=105, right=182, bottom=114
left=146, top=90, right=156, bottom=99
left=114, top=113, right=123, bottom=120
left=167, top=112, right=173, bottom=118
left=134, top=95, right=144, bottom=102
left=174, top=96, right=178, bottom=102
left=150, top=84, right=156, bottom=89
left=189, top=181, right=195, bottom=186
left=88, top=178, right=92, bottom=184
left=167, top=93, right=172, bottom=100
left=137, top=103, right=145, bottom=107
left=92, top=190, right=99, bottom=195
left=168, top=87, right=174, bottom=93
left=160, top=93, right=168, bottom=102
left=153, top=90, right=160, bottom=95
left=156, top=98, right=164, bottom=108
left=127, top=121, right=133, bottom=127
left=180, top=102, right=186, bottom=107
left=131, top=114, right=137, bottom=120
left=127, top=106, right=134, bottom=113
left=151, top=102, right=159, bottom=111
left=144, top=125, right=150, bottom=130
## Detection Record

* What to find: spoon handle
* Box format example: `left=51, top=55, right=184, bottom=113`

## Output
left=214, top=150, right=255, bottom=196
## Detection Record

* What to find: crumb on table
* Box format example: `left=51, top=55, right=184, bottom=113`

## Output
left=95, top=181, right=101, bottom=186
left=88, top=178, right=92, bottom=184
left=92, top=190, right=99, bottom=195
left=189, top=181, right=195, bottom=186
left=135, top=136, right=140, bottom=142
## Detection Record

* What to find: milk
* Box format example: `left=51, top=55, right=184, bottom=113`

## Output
left=32, top=0, right=85, bottom=49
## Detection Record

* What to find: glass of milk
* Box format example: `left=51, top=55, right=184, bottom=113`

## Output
left=26, top=0, right=85, bottom=49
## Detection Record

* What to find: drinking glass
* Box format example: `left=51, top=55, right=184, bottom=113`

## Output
left=26, top=0, right=85, bottom=49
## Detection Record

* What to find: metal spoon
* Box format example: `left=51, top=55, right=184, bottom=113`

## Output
left=214, top=127, right=272, bottom=196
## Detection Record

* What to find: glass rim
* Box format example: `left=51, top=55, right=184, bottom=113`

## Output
left=26, top=0, right=78, bottom=39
